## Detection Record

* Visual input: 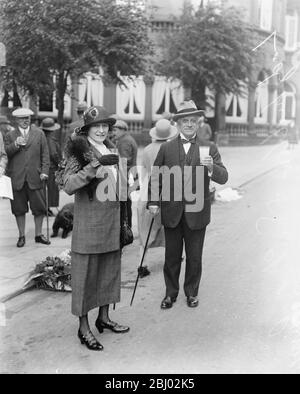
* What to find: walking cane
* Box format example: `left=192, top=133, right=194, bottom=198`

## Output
left=130, top=217, right=155, bottom=306
left=44, top=180, right=50, bottom=243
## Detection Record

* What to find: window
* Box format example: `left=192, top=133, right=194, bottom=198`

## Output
left=78, top=72, right=104, bottom=108
left=259, top=0, right=273, bottom=31
left=38, top=75, right=71, bottom=118
left=116, top=76, right=145, bottom=120
left=281, top=82, right=296, bottom=122
left=226, top=85, right=248, bottom=123
left=285, top=13, right=298, bottom=51
left=152, top=77, right=184, bottom=120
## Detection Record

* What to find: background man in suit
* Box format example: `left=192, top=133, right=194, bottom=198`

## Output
left=112, top=119, right=138, bottom=228
left=5, top=108, right=50, bottom=247
left=148, top=100, right=228, bottom=309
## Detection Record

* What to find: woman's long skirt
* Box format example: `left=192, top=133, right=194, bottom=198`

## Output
left=71, top=250, right=121, bottom=316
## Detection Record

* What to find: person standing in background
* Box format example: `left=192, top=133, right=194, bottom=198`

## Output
left=4, top=108, right=50, bottom=248
left=0, top=116, right=15, bottom=139
left=197, top=112, right=212, bottom=141
left=41, top=118, right=62, bottom=216
left=64, top=102, right=88, bottom=148
left=0, top=131, right=7, bottom=178
left=112, top=119, right=138, bottom=228
left=138, top=119, right=177, bottom=251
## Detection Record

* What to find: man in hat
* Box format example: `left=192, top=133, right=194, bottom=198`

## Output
left=64, top=102, right=88, bottom=148
left=4, top=108, right=50, bottom=247
left=112, top=119, right=138, bottom=228
left=148, top=100, right=228, bottom=309
left=0, top=115, right=14, bottom=138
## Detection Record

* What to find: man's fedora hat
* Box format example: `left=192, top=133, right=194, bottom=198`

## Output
left=80, top=106, right=116, bottom=133
left=150, top=119, right=178, bottom=141
left=12, top=108, right=34, bottom=118
left=41, top=117, right=60, bottom=132
left=173, top=100, right=205, bottom=121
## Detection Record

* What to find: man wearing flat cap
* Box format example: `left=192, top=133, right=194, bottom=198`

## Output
left=4, top=108, right=50, bottom=247
left=148, top=100, right=228, bottom=309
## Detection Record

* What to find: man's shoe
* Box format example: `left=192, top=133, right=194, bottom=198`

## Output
left=35, top=235, right=51, bottom=245
left=187, top=296, right=199, bottom=308
left=161, top=296, right=176, bottom=310
left=17, top=236, right=25, bottom=248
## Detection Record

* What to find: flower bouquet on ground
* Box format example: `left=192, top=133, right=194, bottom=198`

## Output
left=24, top=249, right=72, bottom=292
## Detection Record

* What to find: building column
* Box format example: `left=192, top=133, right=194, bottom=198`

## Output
left=214, top=92, right=228, bottom=145
left=143, top=75, right=154, bottom=131
left=268, top=80, right=278, bottom=129
left=248, top=83, right=256, bottom=135
left=103, top=84, right=117, bottom=115
left=70, top=76, right=80, bottom=122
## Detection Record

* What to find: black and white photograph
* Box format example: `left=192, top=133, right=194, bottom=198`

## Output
left=0, top=0, right=300, bottom=376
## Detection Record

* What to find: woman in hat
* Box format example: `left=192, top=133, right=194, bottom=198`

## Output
left=137, top=119, right=177, bottom=252
left=0, top=116, right=14, bottom=139
left=41, top=118, right=62, bottom=216
left=63, top=106, right=129, bottom=351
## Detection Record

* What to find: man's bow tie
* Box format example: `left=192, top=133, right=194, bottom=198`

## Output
left=182, top=137, right=196, bottom=144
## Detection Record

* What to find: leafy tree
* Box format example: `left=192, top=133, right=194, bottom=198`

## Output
left=156, top=1, right=257, bottom=130
left=0, top=0, right=152, bottom=128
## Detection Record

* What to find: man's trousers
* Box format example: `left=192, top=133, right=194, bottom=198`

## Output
left=163, top=214, right=206, bottom=299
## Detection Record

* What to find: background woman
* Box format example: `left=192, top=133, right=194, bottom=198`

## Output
left=63, top=106, right=129, bottom=351
left=137, top=119, right=177, bottom=250
left=41, top=118, right=62, bottom=216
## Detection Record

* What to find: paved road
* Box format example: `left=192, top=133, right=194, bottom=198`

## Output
left=1, top=144, right=299, bottom=374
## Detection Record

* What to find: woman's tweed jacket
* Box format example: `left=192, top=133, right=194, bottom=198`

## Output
left=63, top=140, right=120, bottom=255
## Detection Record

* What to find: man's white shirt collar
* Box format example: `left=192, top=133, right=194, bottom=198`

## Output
left=19, top=126, right=30, bottom=137
left=180, top=132, right=196, bottom=154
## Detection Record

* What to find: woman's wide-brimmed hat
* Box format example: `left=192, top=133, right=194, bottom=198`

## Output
left=41, top=117, right=60, bottom=131
left=149, top=119, right=178, bottom=141
left=173, top=100, right=205, bottom=121
left=80, top=106, right=116, bottom=133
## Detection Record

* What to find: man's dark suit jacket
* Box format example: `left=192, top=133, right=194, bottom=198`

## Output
left=148, top=135, right=228, bottom=231
left=5, top=125, right=50, bottom=191
left=116, top=133, right=138, bottom=170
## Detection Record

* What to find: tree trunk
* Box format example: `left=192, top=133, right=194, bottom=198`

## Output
left=56, top=71, right=67, bottom=145
left=214, top=91, right=228, bottom=145
left=191, top=80, right=206, bottom=110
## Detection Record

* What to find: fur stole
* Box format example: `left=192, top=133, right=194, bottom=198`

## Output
left=55, top=135, right=116, bottom=200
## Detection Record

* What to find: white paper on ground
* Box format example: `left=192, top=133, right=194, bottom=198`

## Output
left=215, top=187, right=242, bottom=202
left=0, top=175, right=13, bottom=200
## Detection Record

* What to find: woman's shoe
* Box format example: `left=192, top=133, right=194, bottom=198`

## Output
left=95, top=319, right=130, bottom=334
left=77, top=329, right=104, bottom=351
